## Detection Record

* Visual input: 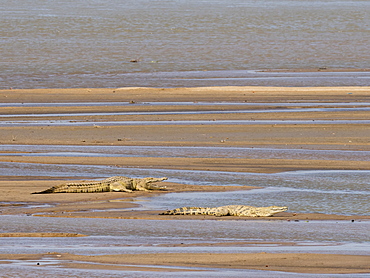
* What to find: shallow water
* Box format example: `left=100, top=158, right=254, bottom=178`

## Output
left=2, top=144, right=370, bottom=161
left=0, top=215, right=369, bottom=277
left=2, top=108, right=370, bottom=118
left=1, top=0, right=370, bottom=88
left=0, top=216, right=369, bottom=250
left=2, top=263, right=368, bottom=278
left=0, top=215, right=369, bottom=278
left=135, top=170, right=370, bottom=215
left=2, top=102, right=370, bottom=107
left=2, top=119, right=370, bottom=128
left=0, top=153, right=369, bottom=215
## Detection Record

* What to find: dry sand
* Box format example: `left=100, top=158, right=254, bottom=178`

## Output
left=0, top=86, right=370, bottom=274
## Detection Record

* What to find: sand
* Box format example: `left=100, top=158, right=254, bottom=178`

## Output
left=0, top=86, right=369, bottom=274
left=0, top=252, right=369, bottom=274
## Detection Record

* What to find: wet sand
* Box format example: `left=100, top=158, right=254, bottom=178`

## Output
left=0, top=86, right=370, bottom=275
left=0, top=252, right=369, bottom=274
left=0, top=233, right=86, bottom=237
left=1, top=87, right=370, bottom=151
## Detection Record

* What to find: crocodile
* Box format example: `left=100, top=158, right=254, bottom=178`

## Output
left=32, top=176, right=167, bottom=194
left=160, top=205, right=288, bottom=217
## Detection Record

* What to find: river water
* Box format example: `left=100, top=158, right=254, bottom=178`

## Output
left=1, top=0, right=370, bottom=89
left=0, top=215, right=369, bottom=277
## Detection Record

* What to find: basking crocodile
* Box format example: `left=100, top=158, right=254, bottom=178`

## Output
left=32, top=176, right=167, bottom=194
left=160, top=205, right=288, bottom=217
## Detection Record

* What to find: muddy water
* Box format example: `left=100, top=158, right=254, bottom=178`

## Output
left=1, top=119, right=370, bottom=216
left=2, top=102, right=370, bottom=108
left=1, top=125, right=369, bottom=217
left=2, top=0, right=370, bottom=89
left=2, top=144, right=370, bottom=161
left=0, top=215, right=369, bottom=277
left=0, top=216, right=369, bottom=253
left=0, top=158, right=369, bottom=216
left=3, top=262, right=368, bottom=278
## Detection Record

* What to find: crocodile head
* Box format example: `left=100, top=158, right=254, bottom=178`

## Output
left=144, top=177, right=168, bottom=189
left=268, top=206, right=288, bottom=215
left=146, top=177, right=167, bottom=183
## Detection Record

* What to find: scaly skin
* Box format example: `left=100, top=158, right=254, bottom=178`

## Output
left=32, top=176, right=167, bottom=194
left=160, top=205, right=288, bottom=217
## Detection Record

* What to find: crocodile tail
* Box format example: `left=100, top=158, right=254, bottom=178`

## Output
left=31, top=187, right=57, bottom=194
left=159, top=210, right=173, bottom=215
left=159, top=207, right=204, bottom=215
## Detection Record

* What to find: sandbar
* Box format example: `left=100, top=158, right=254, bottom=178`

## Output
left=1, top=86, right=369, bottom=275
